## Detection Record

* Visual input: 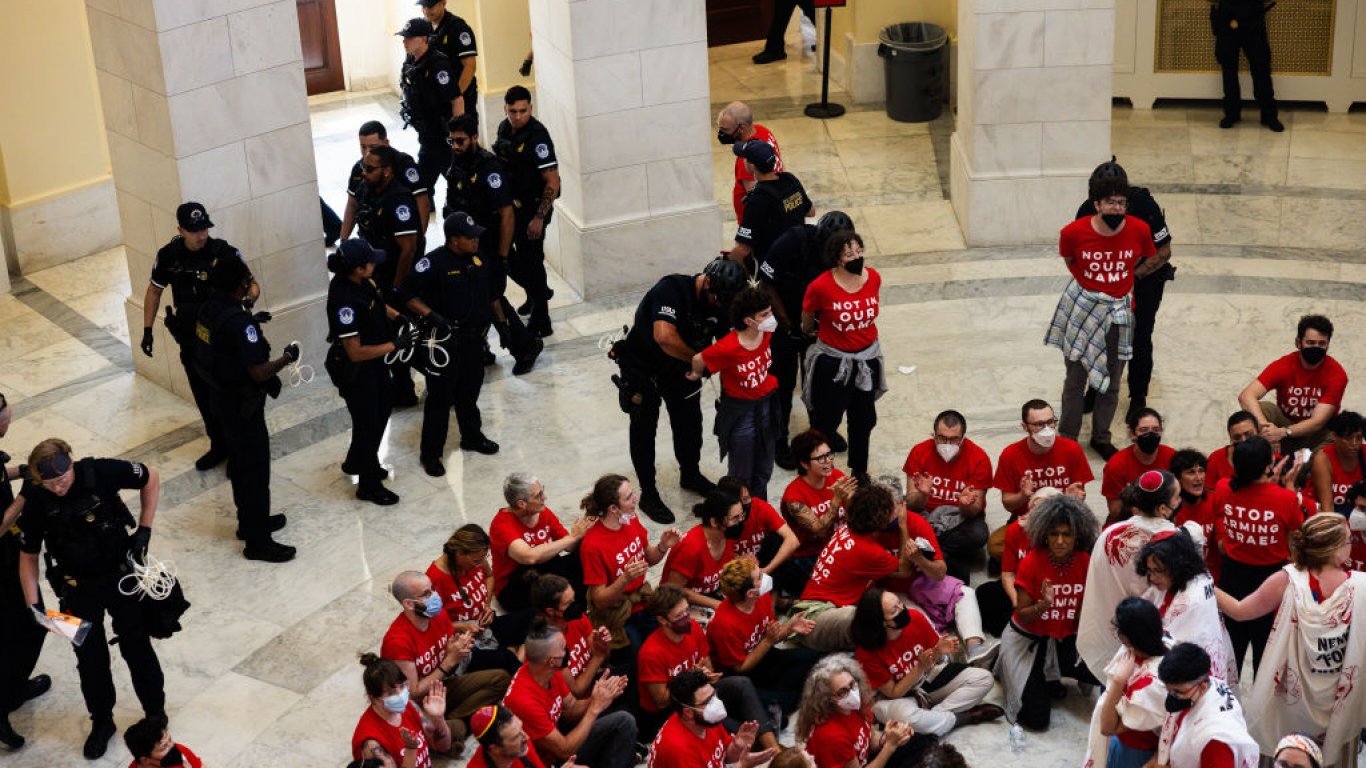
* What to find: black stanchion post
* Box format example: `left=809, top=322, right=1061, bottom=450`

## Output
left=805, top=2, right=846, bottom=119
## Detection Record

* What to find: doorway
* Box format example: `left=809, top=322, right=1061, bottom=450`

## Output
left=297, top=0, right=344, bottom=94
left=706, top=0, right=775, bottom=47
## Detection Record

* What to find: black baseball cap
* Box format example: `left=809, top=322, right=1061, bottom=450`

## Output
left=396, top=18, right=434, bottom=38
left=415, top=0, right=444, bottom=7
left=337, top=238, right=387, bottom=266
left=444, top=211, right=486, bottom=240
left=176, top=202, right=214, bottom=231
left=36, top=451, right=72, bottom=480
left=733, top=140, right=777, bottom=173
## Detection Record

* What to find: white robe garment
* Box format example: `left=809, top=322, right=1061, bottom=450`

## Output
left=1081, top=648, right=1166, bottom=768
left=1143, top=573, right=1238, bottom=684
left=1155, top=678, right=1259, bottom=768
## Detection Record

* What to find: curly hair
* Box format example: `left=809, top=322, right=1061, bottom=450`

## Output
left=1135, top=528, right=1207, bottom=595
left=845, top=484, right=895, bottom=534
left=718, top=557, right=758, bottom=601
left=1024, top=493, right=1098, bottom=553
left=795, top=653, right=872, bottom=743
left=916, top=743, right=970, bottom=768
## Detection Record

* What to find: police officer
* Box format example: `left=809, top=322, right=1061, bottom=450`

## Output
left=1074, top=158, right=1174, bottom=427
left=355, top=144, right=422, bottom=406
left=140, top=202, right=259, bottom=472
left=418, top=0, right=478, bottom=119
left=399, top=212, right=502, bottom=478
left=397, top=17, right=462, bottom=194
left=326, top=239, right=418, bottom=506
left=614, top=259, right=747, bottom=524
left=756, top=210, right=854, bottom=469
left=15, top=439, right=163, bottom=759
left=727, top=140, right=814, bottom=268
left=447, top=113, right=543, bottom=375
left=495, top=85, right=560, bottom=338
left=341, top=121, right=430, bottom=241
left=1212, top=0, right=1281, bottom=131
left=194, top=257, right=298, bottom=563
left=0, top=395, right=50, bottom=750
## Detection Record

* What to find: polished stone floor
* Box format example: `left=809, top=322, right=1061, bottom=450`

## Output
left=4, top=35, right=1366, bottom=768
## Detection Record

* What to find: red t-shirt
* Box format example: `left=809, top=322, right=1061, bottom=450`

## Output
left=563, top=615, right=595, bottom=678
left=807, top=710, right=872, bottom=768
left=1205, top=445, right=1234, bottom=491
left=638, top=620, right=711, bottom=711
left=503, top=664, right=571, bottom=741
left=648, top=713, right=732, bottom=768
left=855, top=608, right=940, bottom=689
left=580, top=517, right=650, bottom=592
left=426, top=561, right=491, bottom=623
left=733, top=497, right=785, bottom=560
left=902, top=438, right=993, bottom=509
left=781, top=470, right=847, bottom=557
left=664, top=525, right=735, bottom=596
left=1012, top=549, right=1090, bottom=638
left=1348, top=526, right=1366, bottom=572
left=489, top=507, right=570, bottom=588
left=732, top=124, right=783, bottom=220
left=993, top=437, right=1095, bottom=501
left=1322, top=443, right=1363, bottom=509
left=701, top=331, right=777, bottom=400
left=128, top=744, right=202, bottom=768
left=470, top=743, right=548, bottom=768
left=1256, top=351, right=1349, bottom=421
left=381, top=612, right=454, bottom=679
left=1101, top=445, right=1176, bottom=501
left=876, top=513, right=941, bottom=594
left=1058, top=215, right=1155, bottom=298
left=1213, top=479, right=1305, bottom=565
left=1000, top=520, right=1032, bottom=573
left=801, top=526, right=899, bottom=606
left=707, top=593, right=775, bottom=669
left=352, top=703, right=430, bottom=768
left=1174, top=493, right=1222, bottom=580
left=803, top=268, right=881, bottom=351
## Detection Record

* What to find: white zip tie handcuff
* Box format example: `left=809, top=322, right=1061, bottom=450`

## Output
left=285, top=340, right=314, bottom=387
left=119, top=552, right=178, bottom=600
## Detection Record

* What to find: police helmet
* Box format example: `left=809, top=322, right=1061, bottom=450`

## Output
left=1088, top=156, right=1128, bottom=200
left=703, top=258, right=747, bottom=308
left=815, top=210, right=855, bottom=245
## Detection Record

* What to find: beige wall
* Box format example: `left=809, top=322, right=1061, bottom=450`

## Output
left=830, top=0, right=957, bottom=47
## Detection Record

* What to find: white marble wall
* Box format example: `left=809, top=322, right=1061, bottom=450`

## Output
left=950, top=0, right=1114, bottom=246
left=86, top=0, right=328, bottom=397
left=528, top=0, right=721, bottom=299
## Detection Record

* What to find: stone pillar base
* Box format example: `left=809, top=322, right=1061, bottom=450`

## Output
left=548, top=205, right=721, bottom=301
left=949, top=134, right=1091, bottom=247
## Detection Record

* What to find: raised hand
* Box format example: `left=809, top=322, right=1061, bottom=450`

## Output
left=590, top=626, right=614, bottom=656
left=658, top=527, right=683, bottom=551
left=1040, top=578, right=1056, bottom=608
left=911, top=472, right=934, bottom=496
left=423, top=681, right=446, bottom=719
left=570, top=516, right=594, bottom=538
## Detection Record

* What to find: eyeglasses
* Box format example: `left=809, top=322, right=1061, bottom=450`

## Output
left=1026, top=418, right=1058, bottom=430
left=362, top=163, right=384, bottom=173
left=446, top=136, right=471, bottom=147
left=831, top=683, right=855, bottom=699
left=1098, top=197, right=1128, bottom=209
left=810, top=452, right=835, bottom=463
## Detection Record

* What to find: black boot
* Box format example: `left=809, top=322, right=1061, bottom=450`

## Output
left=84, top=718, right=117, bottom=759
left=0, top=716, right=23, bottom=750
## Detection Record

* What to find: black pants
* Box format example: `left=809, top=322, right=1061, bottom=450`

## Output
left=210, top=390, right=271, bottom=542
left=465, top=612, right=524, bottom=676
left=178, top=343, right=226, bottom=454
left=495, top=553, right=584, bottom=613
left=937, top=514, right=990, bottom=584
left=808, top=353, right=879, bottom=474
left=61, top=576, right=164, bottom=722
left=341, top=362, right=393, bottom=490
left=747, top=645, right=823, bottom=713
left=509, top=209, right=551, bottom=329
left=769, top=330, right=808, bottom=443
left=626, top=368, right=703, bottom=492
left=485, top=254, right=537, bottom=356
left=1212, top=11, right=1276, bottom=119
left=761, top=0, right=815, bottom=54
left=0, top=536, right=46, bottom=714
left=321, top=197, right=342, bottom=246
left=1127, top=272, right=1168, bottom=402
left=636, top=674, right=777, bottom=746
left=1017, top=632, right=1096, bottom=731
left=416, top=130, right=453, bottom=195
left=773, top=554, right=817, bottom=598
left=419, top=338, right=486, bottom=459
left=975, top=580, right=1013, bottom=638
left=1219, top=556, right=1282, bottom=677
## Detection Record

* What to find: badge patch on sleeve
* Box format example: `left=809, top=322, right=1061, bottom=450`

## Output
left=415, top=256, right=431, bottom=273
left=459, top=31, right=472, bottom=46
left=396, top=205, right=413, bottom=222
left=338, top=306, right=355, bottom=325
left=246, top=326, right=259, bottom=344
left=535, top=143, right=550, bottom=160
left=405, top=167, right=420, bottom=184
left=436, top=70, right=451, bottom=86
left=487, top=173, right=502, bottom=189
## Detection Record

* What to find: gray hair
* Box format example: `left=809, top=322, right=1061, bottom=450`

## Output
left=1025, top=494, right=1100, bottom=553
left=720, top=101, right=753, bottom=127
left=524, top=622, right=564, bottom=663
left=503, top=472, right=539, bottom=506
left=872, top=473, right=904, bottom=500
left=390, top=570, right=427, bottom=603
left=795, top=653, right=873, bottom=743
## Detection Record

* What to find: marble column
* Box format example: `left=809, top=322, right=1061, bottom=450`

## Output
left=949, top=0, right=1114, bottom=246
left=526, top=0, right=721, bottom=299
left=85, top=0, right=327, bottom=396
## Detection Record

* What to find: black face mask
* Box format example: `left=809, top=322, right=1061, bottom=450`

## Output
left=888, top=608, right=911, bottom=629
left=717, top=128, right=739, bottom=146
left=1135, top=432, right=1162, bottom=454
left=1300, top=346, right=1328, bottom=366
left=1164, top=692, right=1195, bottom=713
left=1101, top=213, right=1126, bottom=229
left=741, top=501, right=753, bottom=515
left=560, top=601, right=584, bottom=622
left=723, top=521, right=744, bottom=540
left=844, top=257, right=865, bottom=275
left=161, top=746, right=185, bottom=767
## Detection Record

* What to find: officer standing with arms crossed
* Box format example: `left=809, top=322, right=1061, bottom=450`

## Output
left=326, top=239, right=418, bottom=506
left=341, top=121, right=430, bottom=241
left=495, top=86, right=560, bottom=338
left=140, top=202, right=259, bottom=472
left=398, top=18, right=462, bottom=196
left=195, top=257, right=298, bottom=563
left=15, top=439, right=163, bottom=759
left=399, top=212, right=502, bottom=479
left=446, top=113, right=543, bottom=375
left=419, top=0, right=478, bottom=119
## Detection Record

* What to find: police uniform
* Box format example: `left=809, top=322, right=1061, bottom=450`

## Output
left=429, top=11, right=478, bottom=118
left=494, top=115, right=558, bottom=333
left=0, top=456, right=46, bottom=730
left=149, top=235, right=244, bottom=455
left=355, top=180, right=422, bottom=295
left=736, top=171, right=813, bottom=263
left=17, top=459, right=165, bottom=725
left=397, top=245, right=495, bottom=462
left=326, top=274, right=393, bottom=493
left=348, top=149, right=427, bottom=214
left=1211, top=0, right=1277, bottom=124
left=401, top=48, right=462, bottom=192
left=1074, top=187, right=1173, bottom=410
left=756, top=223, right=826, bottom=448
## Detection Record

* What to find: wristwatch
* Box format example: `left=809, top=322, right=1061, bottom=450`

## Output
left=1285, top=425, right=1294, bottom=437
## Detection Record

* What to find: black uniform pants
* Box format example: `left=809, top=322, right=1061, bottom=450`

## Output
left=61, top=576, right=164, bottom=722
left=485, top=254, right=536, bottom=355
left=627, top=370, right=703, bottom=493
left=416, top=129, right=453, bottom=196
left=341, top=362, right=393, bottom=490
left=0, top=536, right=46, bottom=714
left=509, top=208, right=551, bottom=329
left=762, top=0, right=815, bottom=54
left=1212, top=10, right=1276, bottom=119
left=808, top=353, right=880, bottom=475
left=177, top=342, right=227, bottom=453
left=1219, top=556, right=1282, bottom=677
left=419, top=337, right=485, bottom=459
left=1126, top=272, right=1167, bottom=402
left=210, top=390, right=272, bottom=541
left=769, top=329, right=808, bottom=443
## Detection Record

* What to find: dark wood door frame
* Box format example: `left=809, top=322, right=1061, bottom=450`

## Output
left=298, top=0, right=345, bottom=95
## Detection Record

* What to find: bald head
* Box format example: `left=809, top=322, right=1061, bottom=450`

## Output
left=390, top=570, right=429, bottom=602
left=718, top=101, right=755, bottom=139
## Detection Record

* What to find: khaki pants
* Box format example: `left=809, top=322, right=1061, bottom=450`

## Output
left=444, top=668, right=511, bottom=722
left=791, top=600, right=856, bottom=652
left=1259, top=401, right=1329, bottom=457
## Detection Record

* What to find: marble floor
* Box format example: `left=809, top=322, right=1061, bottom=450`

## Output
left=4, top=33, right=1366, bottom=768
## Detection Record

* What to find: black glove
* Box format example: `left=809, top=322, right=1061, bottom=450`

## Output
left=283, top=342, right=301, bottom=362
left=519, top=57, right=533, bottom=77
left=130, top=525, right=152, bottom=564
left=424, top=312, right=453, bottom=333
left=252, top=311, right=273, bottom=324
left=140, top=327, right=155, bottom=357
left=0, top=451, right=9, bottom=466
left=393, top=324, right=420, bottom=351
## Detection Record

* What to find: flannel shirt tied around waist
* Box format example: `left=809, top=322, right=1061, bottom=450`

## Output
left=1044, top=279, right=1133, bottom=392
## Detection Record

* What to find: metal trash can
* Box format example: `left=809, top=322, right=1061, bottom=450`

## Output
left=878, top=22, right=948, bottom=122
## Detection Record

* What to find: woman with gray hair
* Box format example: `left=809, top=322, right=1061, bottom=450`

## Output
left=488, top=471, right=591, bottom=613
left=794, top=653, right=920, bottom=768
left=992, top=493, right=1101, bottom=731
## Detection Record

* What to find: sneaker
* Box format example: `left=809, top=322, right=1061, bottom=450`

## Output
left=244, top=538, right=297, bottom=563
left=356, top=486, right=400, bottom=506
left=194, top=449, right=227, bottom=471
left=236, top=514, right=287, bottom=541
left=421, top=456, right=446, bottom=477
left=751, top=49, right=787, bottom=64
left=1089, top=438, right=1119, bottom=461
left=639, top=487, right=675, bottom=524
left=966, top=639, right=1000, bottom=668
left=83, top=718, right=117, bottom=759
left=679, top=470, right=716, bottom=496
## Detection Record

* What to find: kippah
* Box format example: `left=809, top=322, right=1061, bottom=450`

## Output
left=471, top=705, right=498, bottom=740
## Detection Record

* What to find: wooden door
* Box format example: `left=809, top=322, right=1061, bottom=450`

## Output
left=706, top=0, right=775, bottom=47
left=297, top=0, right=344, bottom=95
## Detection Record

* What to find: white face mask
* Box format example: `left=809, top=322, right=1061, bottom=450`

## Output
left=757, top=572, right=774, bottom=596
left=756, top=315, right=778, bottom=333
left=1033, top=427, right=1057, bottom=449
left=936, top=442, right=960, bottom=462
left=835, top=687, right=861, bottom=712
left=698, top=696, right=728, bottom=725
left=619, top=512, right=635, bottom=525
left=1350, top=509, right=1366, bottom=532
